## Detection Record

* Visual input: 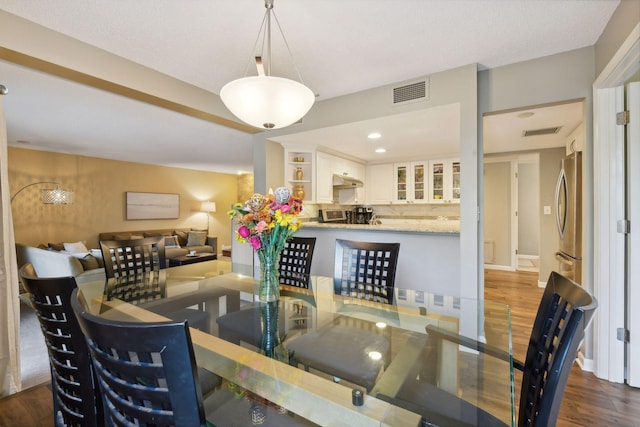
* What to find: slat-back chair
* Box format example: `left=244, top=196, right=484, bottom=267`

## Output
left=19, top=264, right=104, bottom=427
left=287, top=239, right=400, bottom=392
left=334, top=239, right=400, bottom=304
left=376, top=271, right=598, bottom=427
left=279, top=236, right=316, bottom=288
left=71, top=289, right=310, bottom=427
left=99, top=236, right=166, bottom=279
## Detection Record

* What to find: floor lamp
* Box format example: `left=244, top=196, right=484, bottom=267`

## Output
left=10, top=181, right=74, bottom=205
left=200, top=201, right=216, bottom=233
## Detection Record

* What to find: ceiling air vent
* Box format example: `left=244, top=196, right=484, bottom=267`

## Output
left=523, top=126, right=562, bottom=137
left=392, top=79, right=429, bottom=105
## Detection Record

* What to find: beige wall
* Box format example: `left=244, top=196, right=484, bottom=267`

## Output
left=484, top=162, right=511, bottom=266
left=8, top=147, right=238, bottom=250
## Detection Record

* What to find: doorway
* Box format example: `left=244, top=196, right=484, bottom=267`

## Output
left=483, top=155, right=540, bottom=273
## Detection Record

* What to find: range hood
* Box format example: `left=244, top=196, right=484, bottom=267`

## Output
left=332, top=173, right=364, bottom=189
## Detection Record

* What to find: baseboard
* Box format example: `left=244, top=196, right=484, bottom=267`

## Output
left=484, top=264, right=515, bottom=271
left=576, top=350, right=595, bottom=372
left=538, top=280, right=546, bottom=288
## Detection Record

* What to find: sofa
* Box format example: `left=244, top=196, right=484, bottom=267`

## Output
left=16, top=243, right=106, bottom=280
left=98, top=228, right=218, bottom=262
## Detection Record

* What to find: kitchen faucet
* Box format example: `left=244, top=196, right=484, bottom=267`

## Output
left=369, top=213, right=382, bottom=225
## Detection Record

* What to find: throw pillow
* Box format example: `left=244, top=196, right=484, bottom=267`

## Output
left=174, top=230, right=188, bottom=247
left=48, top=242, right=65, bottom=251
left=77, top=254, right=100, bottom=271
left=165, top=235, right=181, bottom=248
left=186, top=231, right=207, bottom=247
left=63, top=241, right=89, bottom=253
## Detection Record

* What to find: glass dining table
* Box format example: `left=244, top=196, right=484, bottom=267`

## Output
left=76, top=260, right=513, bottom=427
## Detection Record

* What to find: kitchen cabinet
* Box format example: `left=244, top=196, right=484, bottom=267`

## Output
left=315, top=151, right=334, bottom=203
left=284, top=149, right=314, bottom=202
left=393, top=161, right=428, bottom=204
left=366, top=163, right=394, bottom=204
left=566, top=122, right=584, bottom=155
left=428, top=158, right=460, bottom=203
left=316, top=151, right=365, bottom=204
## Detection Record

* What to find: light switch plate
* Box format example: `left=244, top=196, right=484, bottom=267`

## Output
left=543, top=206, right=551, bottom=215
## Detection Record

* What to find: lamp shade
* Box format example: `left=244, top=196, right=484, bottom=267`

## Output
left=220, top=75, right=315, bottom=130
left=200, top=201, right=216, bottom=213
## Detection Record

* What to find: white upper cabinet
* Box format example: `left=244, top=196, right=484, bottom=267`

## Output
left=309, top=151, right=366, bottom=204
left=393, top=161, right=428, bottom=204
left=428, top=158, right=460, bottom=203
left=366, top=164, right=394, bottom=204
left=315, top=151, right=335, bottom=204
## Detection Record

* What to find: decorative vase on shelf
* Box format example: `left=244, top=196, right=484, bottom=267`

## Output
left=295, top=167, right=304, bottom=180
left=293, top=184, right=305, bottom=200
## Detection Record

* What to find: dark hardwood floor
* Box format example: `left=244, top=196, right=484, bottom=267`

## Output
left=485, top=269, right=640, bottom=427
left=1, top=269, right=639, bottom=426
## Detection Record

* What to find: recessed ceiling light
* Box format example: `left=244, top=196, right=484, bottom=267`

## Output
left=375, top=148, right=386, bottom=153
left=517, top=112, right=535, bottom=118
left=368, top=132, right=382, bottom=139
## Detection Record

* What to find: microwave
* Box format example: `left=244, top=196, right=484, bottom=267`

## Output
left=319, top=209, right=347, bottom=223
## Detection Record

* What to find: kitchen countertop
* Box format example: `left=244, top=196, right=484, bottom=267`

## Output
left=300, top=219, right=460, bottom=234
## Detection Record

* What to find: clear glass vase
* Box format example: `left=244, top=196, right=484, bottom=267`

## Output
left=258, top=253, right=280, bottom=302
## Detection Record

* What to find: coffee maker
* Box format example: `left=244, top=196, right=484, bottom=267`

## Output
left=354, top=206, right=373, bottom=224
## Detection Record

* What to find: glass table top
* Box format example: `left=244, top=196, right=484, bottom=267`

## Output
left=76, top=260, right=513, bottom=427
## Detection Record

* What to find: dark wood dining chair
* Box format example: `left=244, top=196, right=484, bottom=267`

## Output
left=19, top=264, right=104, bottom=427
left=287, top=239, right=400, bottom=392
left=376, top=271, right=598, bottom=427
left=71, top=289, right=311, bottom=427
left=333, top=239, right=400, bottom=304
left=278, top=236, right=316, bottom=288
left=99, top=235, right=166, bottom=279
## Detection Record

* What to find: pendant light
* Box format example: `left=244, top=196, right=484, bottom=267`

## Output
left=220, top=0, right=314, bottom=130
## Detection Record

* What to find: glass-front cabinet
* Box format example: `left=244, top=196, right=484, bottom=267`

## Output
left=393, top=161, right=428, bottom=204
left=428, top=158, right=460, bottom=203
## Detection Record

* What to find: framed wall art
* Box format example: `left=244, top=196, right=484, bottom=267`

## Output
left=126, top=192, right=179, bottom=220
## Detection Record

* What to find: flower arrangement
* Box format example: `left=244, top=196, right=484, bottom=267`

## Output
left=228, top=187, right=303, bottom=301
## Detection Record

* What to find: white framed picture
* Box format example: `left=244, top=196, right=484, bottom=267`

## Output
left=126, top=192, right=179, bottom=220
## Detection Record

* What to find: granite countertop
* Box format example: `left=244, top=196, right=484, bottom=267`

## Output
left=300, top=219, right=460, bottom=234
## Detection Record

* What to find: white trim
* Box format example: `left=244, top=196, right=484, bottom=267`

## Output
left=592, top=23, right=640, bottom=383
left=537, top=280, right=546, bottom=288
left=510, top=161, right=518, bottom=271
left=626, top=82, right=640, bottom=387
left=483, top=264, right=515, bottom=271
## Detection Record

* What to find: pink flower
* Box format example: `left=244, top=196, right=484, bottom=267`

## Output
left=249, top=236, right=262, bottom=250
left=255, top=220, right=268, bottom=234
left=279, top=204, right=290, bottom=213
left=238, top=225, right=250, bottom=238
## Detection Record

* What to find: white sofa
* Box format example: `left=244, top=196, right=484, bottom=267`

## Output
left=16, top=243, right=106, bottom=281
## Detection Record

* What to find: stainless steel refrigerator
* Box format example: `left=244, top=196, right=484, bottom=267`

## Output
left=555, top=152, right=582, bottom=284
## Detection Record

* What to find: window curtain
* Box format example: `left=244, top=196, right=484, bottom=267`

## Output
left=0, top=86, right=20, bottom=396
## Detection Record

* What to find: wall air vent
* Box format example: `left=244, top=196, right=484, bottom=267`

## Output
left=392, top=79, right=429, bottom=105
left=522, top=126, right=562, bottom=137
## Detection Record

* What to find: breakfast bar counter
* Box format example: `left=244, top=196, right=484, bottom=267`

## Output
left=297, top=220, right=461, bottom=296
left=300, top=219, right=460, bottom=235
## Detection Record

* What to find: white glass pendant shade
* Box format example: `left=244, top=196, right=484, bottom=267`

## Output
left=220, top=75, right=315, bottom=130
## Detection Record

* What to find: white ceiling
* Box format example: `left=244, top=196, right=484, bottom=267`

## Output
left=0, top=0, right=618, bottom=172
